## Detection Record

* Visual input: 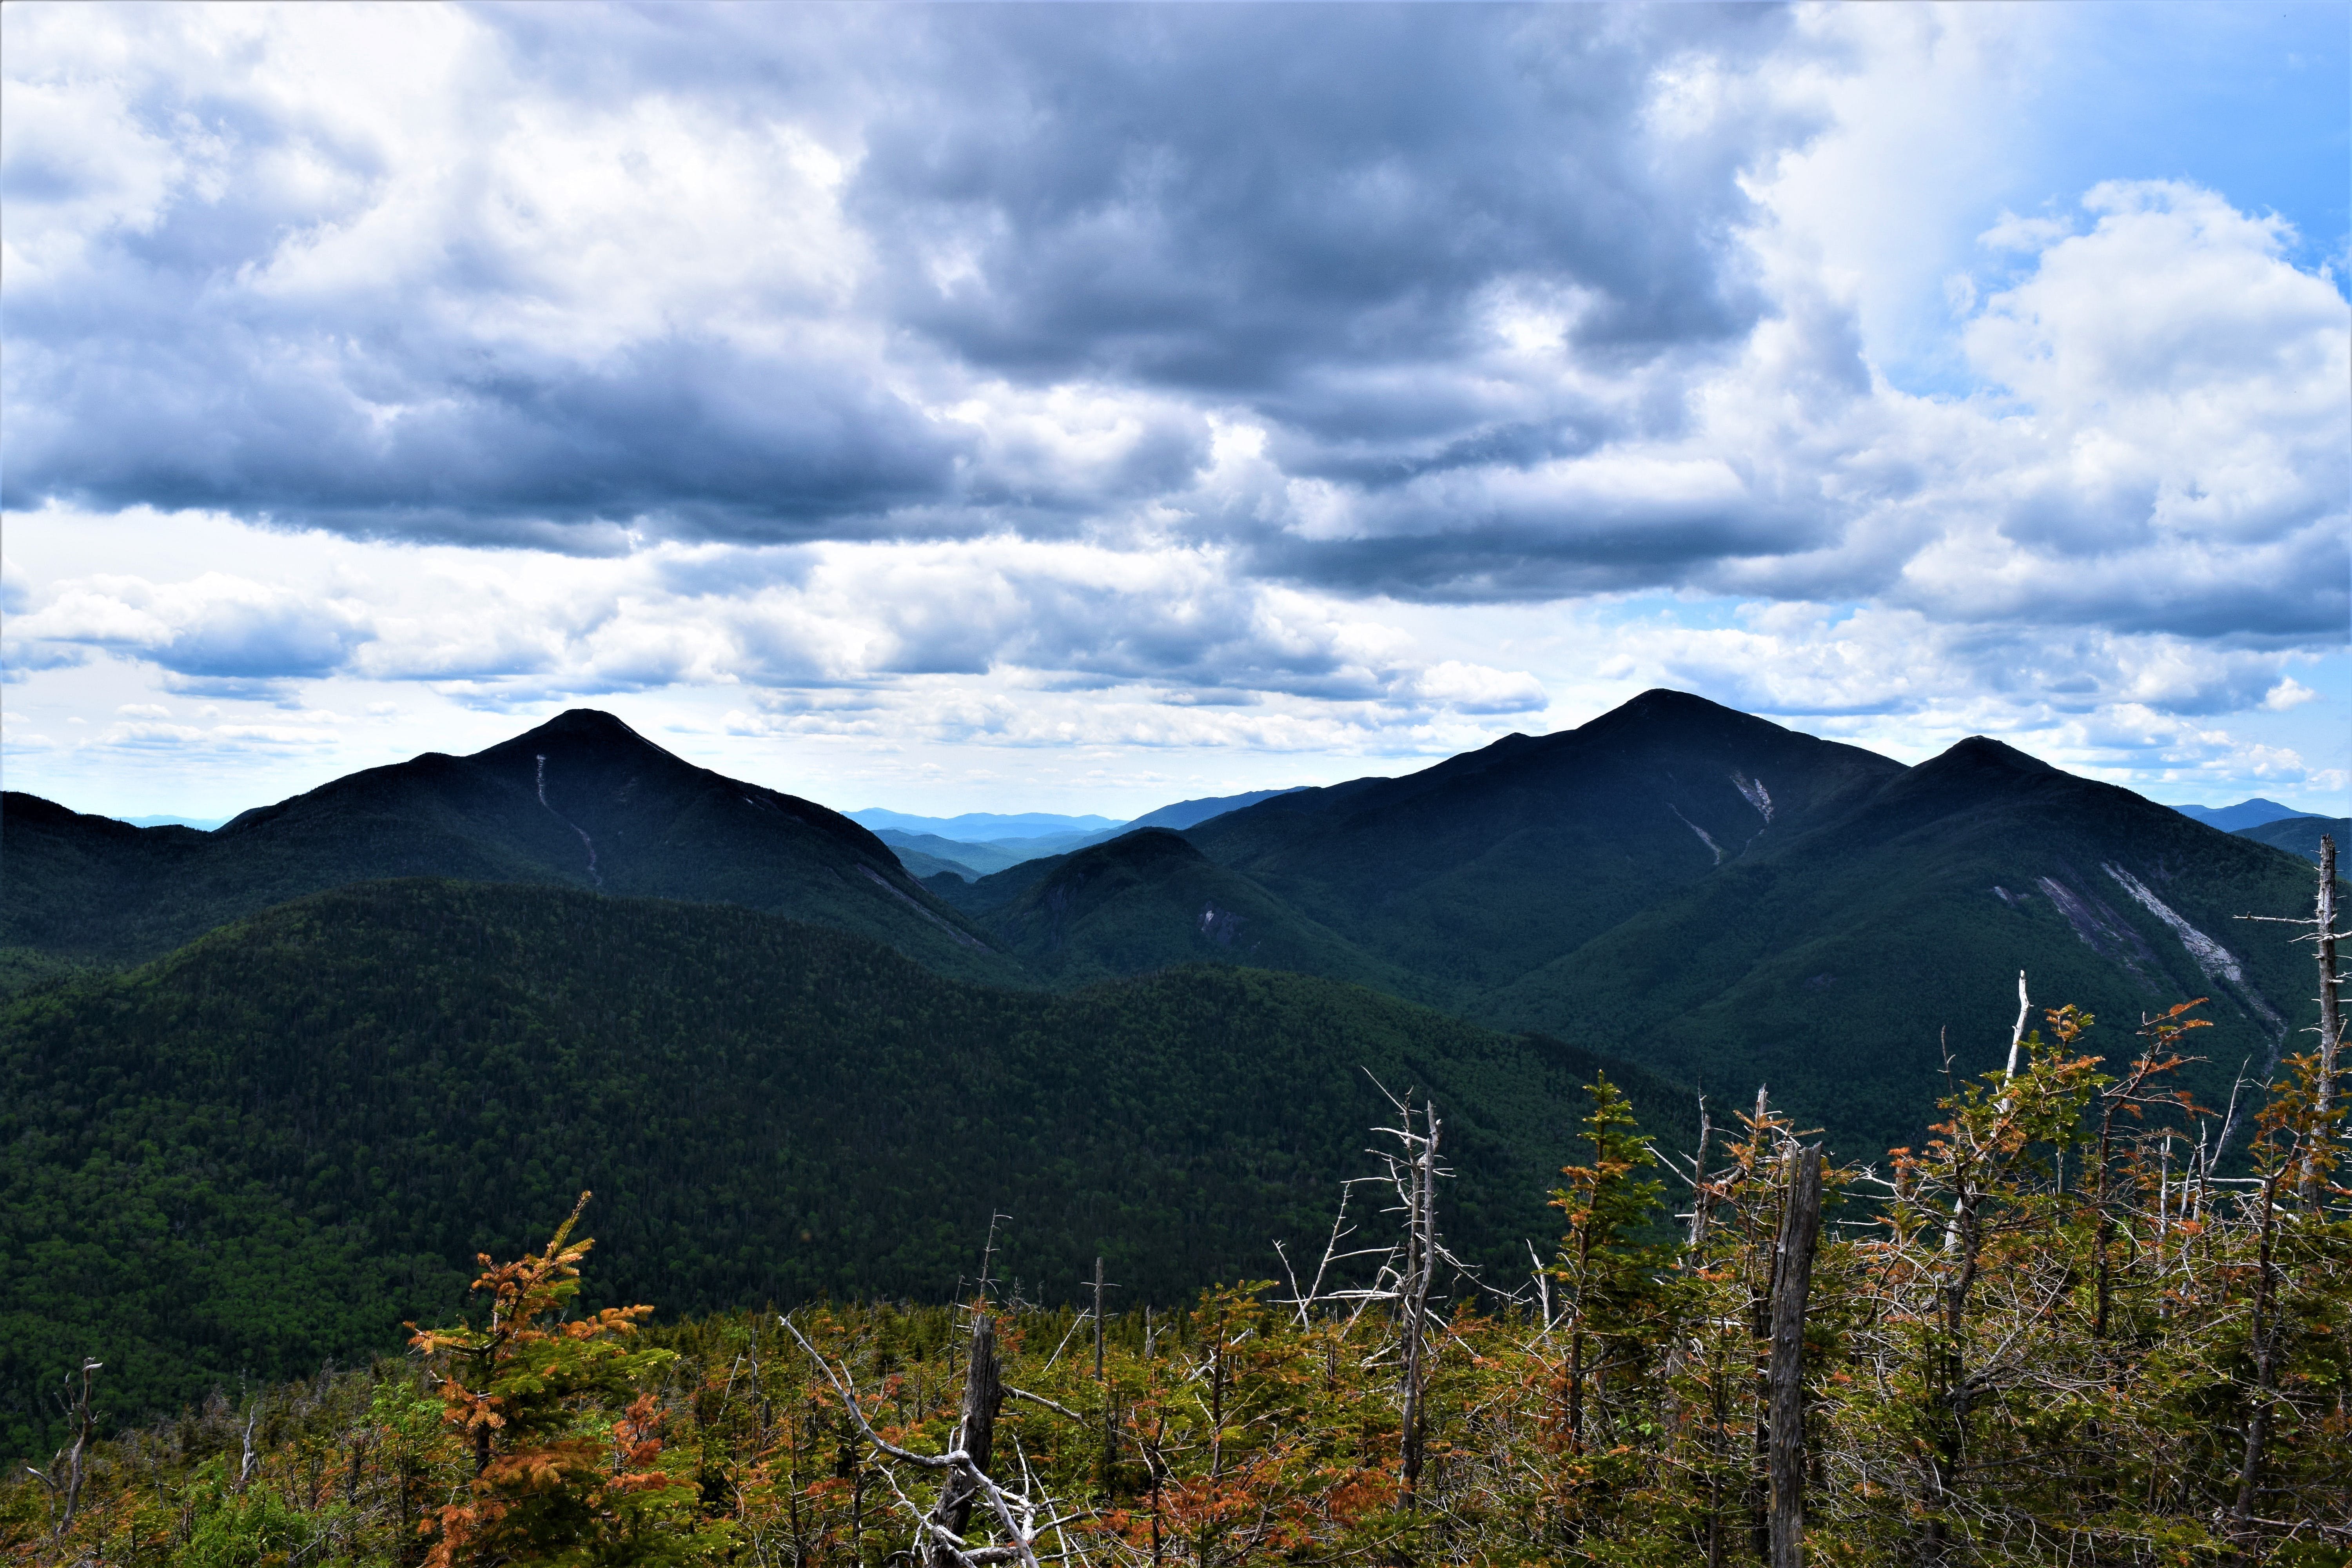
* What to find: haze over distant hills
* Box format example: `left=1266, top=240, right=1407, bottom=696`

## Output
left=851, top=788, right=1310, bottom=879
left=847, top=808, right=1123, bottom=842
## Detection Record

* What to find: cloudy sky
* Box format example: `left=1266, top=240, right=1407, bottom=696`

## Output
left=3, top=2, right=2346, bottom=822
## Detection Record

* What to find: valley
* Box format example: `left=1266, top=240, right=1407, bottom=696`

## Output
left=0, top=688, right=2334, bottom=1469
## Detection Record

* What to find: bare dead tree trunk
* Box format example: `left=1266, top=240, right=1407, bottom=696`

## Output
left=926, top=1313, right=1004, bottom=1568
left=2303, top=835, right=2341, bottom=1205
left=1688, top=1094, right=1713, bottom=1249
left=1768, top=1148, right=1824, bottom=1568
left=30, top=1358, right=102, bottom=1538
left=1094, top=1257, right=1118, bottom=1499
left=1398, top=1100, right=1441, bottom=1510
left=238, top=1401, right=261, bottom=1494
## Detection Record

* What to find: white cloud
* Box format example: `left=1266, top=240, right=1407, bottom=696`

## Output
left=10, top=572, right=373, bottom=677
left=0, top=5, right=2341, bottom=816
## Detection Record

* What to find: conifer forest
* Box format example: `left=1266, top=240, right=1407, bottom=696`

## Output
left=7, top=848, right=2346, bottom=1565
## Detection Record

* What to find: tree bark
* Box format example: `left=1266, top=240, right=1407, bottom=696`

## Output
left=2303, top=835, right=2340, bottom=1205
left=1768, top=1147, right=1824, bottom=1568
left=925, top=1313, right=1004, bottom=1568
left=1399, top=1102, right=1440, bottom=1509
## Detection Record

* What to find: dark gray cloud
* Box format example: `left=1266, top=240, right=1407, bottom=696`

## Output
left=3, top=4, right=2339, bottom=660
left=848, top=7, right=1796, bottom=401
left=4, top=326, right=967, bottom=548
left=0, top=3, right=1813, bottom=555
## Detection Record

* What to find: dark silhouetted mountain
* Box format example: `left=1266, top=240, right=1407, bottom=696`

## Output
left=918, top=693, right=2324, bottom=1156
left=2175, top=798, right=2322, bottom=831
left=1, top=710, right=1008, bottom=981
left=2235, top=814, right=2347, bottom=866
left=956, top=828, right=1420, bottom=993
left=6, top=690, right=2327, bottom=1169
left=1183, top=689, right=1905, bottom=1003
left=1123, top=787, right=1307, bottom=832
left=1483, top=734, right=2322, bottom=1156
left=0, top=877, right=1682, bottom=1448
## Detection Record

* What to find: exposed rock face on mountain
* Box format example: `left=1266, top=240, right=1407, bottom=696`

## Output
left=1476, top=729, right=2317, bottom=1154
left=936, top=691, right=2322, bottom=1155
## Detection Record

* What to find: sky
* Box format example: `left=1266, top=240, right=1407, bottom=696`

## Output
left=2, top=2, right=2347, bottom=823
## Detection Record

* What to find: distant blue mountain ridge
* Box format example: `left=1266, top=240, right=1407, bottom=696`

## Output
left=2171, top=798, right=2325, bottom=832
left=845, top=808, right=1123, bottom=843
left=849, top=788, right=1308, bottom=875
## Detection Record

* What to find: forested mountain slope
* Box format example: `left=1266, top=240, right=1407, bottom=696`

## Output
left=0, top=878, right=1681, bottom=1455
left=944, top=828, right=1425, bottom=994
left=2235, top=813, right=2348, bottom=865
left=921, top=695, right=2323, bottom=1154
left=0, top=710, right=1008, bottom=982
left=1483, top=736, right=2323, bottom=1155
left=1183, top=689, right=1906, bottom=1002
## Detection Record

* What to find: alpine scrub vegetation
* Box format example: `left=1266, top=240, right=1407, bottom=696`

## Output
left=7, top=1001, right=2346, bottom=1565
left=6, top=846, right=2343, bottom=1564
left=403, top=1192, right=726, bottom=1566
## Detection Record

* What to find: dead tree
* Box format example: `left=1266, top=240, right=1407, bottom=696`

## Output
left=1271, top=1081, right=1463, bottom=1514
left=1089, top=1256, right=1119, bottom=1498
left=2240, top=832, right=2345, bottom=1204
left=1396, top=1097, right=1442, bottom=1508
left=24, top=1358, right=102, bottom=1538
left=1766, top=1147, right=1824, bottom=1568
left=783, top=1311, right=1069, bottom=1568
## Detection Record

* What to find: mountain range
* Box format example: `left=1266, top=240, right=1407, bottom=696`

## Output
left=2171, top=797, right=2329, bottom=832
left=927, top=691, right=2321, bottom=1151
left=855, top=787, right=1309, bottom=878
left=1, top=689, right=2333, bottom=1449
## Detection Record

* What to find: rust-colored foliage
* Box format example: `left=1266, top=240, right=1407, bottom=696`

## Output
left=405, top=1192, right=725, bottom=1566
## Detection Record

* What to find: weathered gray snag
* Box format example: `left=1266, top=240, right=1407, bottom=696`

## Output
left=1768, top=1145, right=1824, bottom=1568
left=25, top=1358, right=101, bottom=1538
left=1397, top=1098, right=1441, bottom=1509
left=1091, top=1256, right=1118, bottom=1498
left=2308, top=833, right=2341, bottom=1205
left=926, top=1313, right=1005, bottom=1568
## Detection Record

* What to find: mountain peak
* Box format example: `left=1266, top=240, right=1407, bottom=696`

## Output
left=1577, top=688, right=1773, bottom=743
left=1925, top=735, right=2061, bottom=777
left=468, top=708, right=683, bottom=774
left=494, top=708, right=655, bottom=750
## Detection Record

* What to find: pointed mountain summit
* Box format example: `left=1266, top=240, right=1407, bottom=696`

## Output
left=1183, top=688, right=1904, bottom=1000
left=2, top=711, right=1005, bottom=978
